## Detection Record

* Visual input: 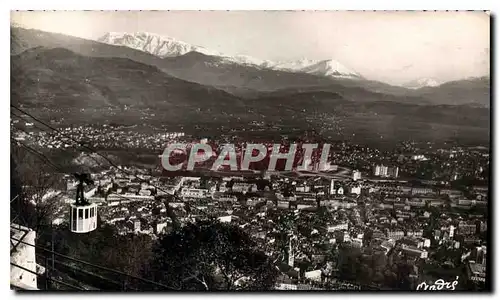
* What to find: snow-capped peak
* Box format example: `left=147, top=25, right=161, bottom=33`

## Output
left=269, top=58, right=361, bottom=79
left=97, top=32, right=266, bottom=66
left=98, top=31, right=215, bottom=58
left=270, top=58, right=319, bottom=70
left=219, top=54, right=273, bottom=67
left=97, top=31, right=362, bottom=79
left=403, top=78, right=441, bottom=89
left=302, top=59, right=361, bottom=78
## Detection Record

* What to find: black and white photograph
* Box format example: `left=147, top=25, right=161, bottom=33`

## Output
left=9, top=10, right=491, bottom=291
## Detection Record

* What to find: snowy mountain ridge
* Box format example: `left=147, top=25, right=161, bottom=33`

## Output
left=97, top=31, right=362, bottom=79
left=402, top=78, right=442, bottom=89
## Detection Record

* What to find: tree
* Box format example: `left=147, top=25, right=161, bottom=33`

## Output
left=46, top=223, right=155, bottom=290
left=363, top=228, right=374, bottom=246
left=315, top=206, right=331, bottom=226
left=148, top=219, right=278, bottom=290
left=275, top=211, right=296, bottom=259
left=11, top=147, right=64, bottom=236
left=337, top=245, right=362, bottom=282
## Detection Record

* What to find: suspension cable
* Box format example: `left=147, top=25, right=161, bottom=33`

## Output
left=10, top=235, right=177, bottom=290
left=11, top=105, right=174, bottom=196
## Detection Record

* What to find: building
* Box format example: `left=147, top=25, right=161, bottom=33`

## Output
left=402, top=244, right=428, bottom=259
left=218, top=215, right=232, bottom=223
left=406, top=230, right=424, bottom=238
left=139, top=189, right=152, bottom=196
left=304, top=270, right=322, bottom=282
left=440, top=189, right=463, bottom=198
left=387, top=166, right=399, bottom=178
left=295, top=185, right=311, bottom=193
left=467, top=262, right=486, bottom=284
left=457, top=199, right=473, bottom=206
left=156, top=222, right=169, bottom=234
left=472, top=246, right=487, bottom=265
left=11, top=224, right=39, bottom=290
left=180, top=188, right=209, bottom=199
left=411, top=187, right=434, bottom=196
left=412, top=154, right=427, bottom=161
left=406, top=198, right=426, bottom=207
left=232, top=182, right=257, bottom=193
left=316, top=161, right=336, bottom=172
left=351, top=238, right=363, bottom=248
left=213, top=192, right=237, bottom=202
left=373, top=165, right=398, bottom=178
left=133, top=219, right=141, bottom=233
left=449, top=225, right=455, bottom=239
left=373, top=165, right=388, bottom=177
left=350, top=186, right=361, bottom=195
left=479, top=221, right=487, bottom=233
left=107, top=193, right=154, bottom=203
left=458, top=222, right=477, bottom=236
left=352, top=170, right=361, bottom=181
left=380, top=239, right=396, bottom=254
left=386, top=230, right=405, bottom=240
left=277, top=201, right=289, bottom=209
left=297, top=204, right=314, bottom=210
left=327, top=222, right=349, bottom=232
left=275, top=283, right=298, bottom=290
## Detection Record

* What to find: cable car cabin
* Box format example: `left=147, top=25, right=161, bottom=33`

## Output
left=70, top=203, right=97, bottom=233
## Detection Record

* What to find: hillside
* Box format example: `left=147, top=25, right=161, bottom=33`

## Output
left=11, top=27, right=170, bottom=68
left=11, top=47, right=245, bottom=113
left=12, top=27, right=490, bottom=107
left=9, top=27, right=417, bottom=100
left=413, top=77, right=490, bottom=107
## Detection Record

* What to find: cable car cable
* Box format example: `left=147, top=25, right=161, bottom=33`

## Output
left=11, top=105, right=174, bottom=196
left=10, top=124, right=149, bottom=205
left=10, top=134, right=178, bottom=290
left=10, top=236, right=177, bottom=290
left=11, top=109, right=181, bottom=228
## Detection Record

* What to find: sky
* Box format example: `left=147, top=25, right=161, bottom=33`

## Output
left=11, top=11, right=490, bottom=85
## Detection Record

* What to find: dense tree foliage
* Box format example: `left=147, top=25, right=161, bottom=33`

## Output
left=147, top=219, right=278, bottom=290
left=11, top=149, right=64, bottom=236
left=335, top=244, right=416, bottom=290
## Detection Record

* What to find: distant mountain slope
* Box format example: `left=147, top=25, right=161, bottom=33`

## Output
left=160, top=51, right=341, bottom=91
left=403, top=78, right=441, bottom=89
left=11, top=27, right=169, bottom=67
left=11, top=28, right=363, bottom=94
left=11, top=47, right=244, bottom=112
left=413, top=77, right=490, bottom=107
left=11, top=27, right=490, bottom=109
left=159, top=51, right=421, bottom=101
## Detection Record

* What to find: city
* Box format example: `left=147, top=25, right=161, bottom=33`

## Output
left=11, top=120, right=489, bottom=290
left=10, top=10, right=490, bottom=292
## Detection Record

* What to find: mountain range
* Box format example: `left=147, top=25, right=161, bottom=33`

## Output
left=97, top=32, right=362, bottom=80
left=95, top=30, right=491, bottom=107
left=12, top=27, right=490, bottom=106
left=10, top=26, right=490, bottom=144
